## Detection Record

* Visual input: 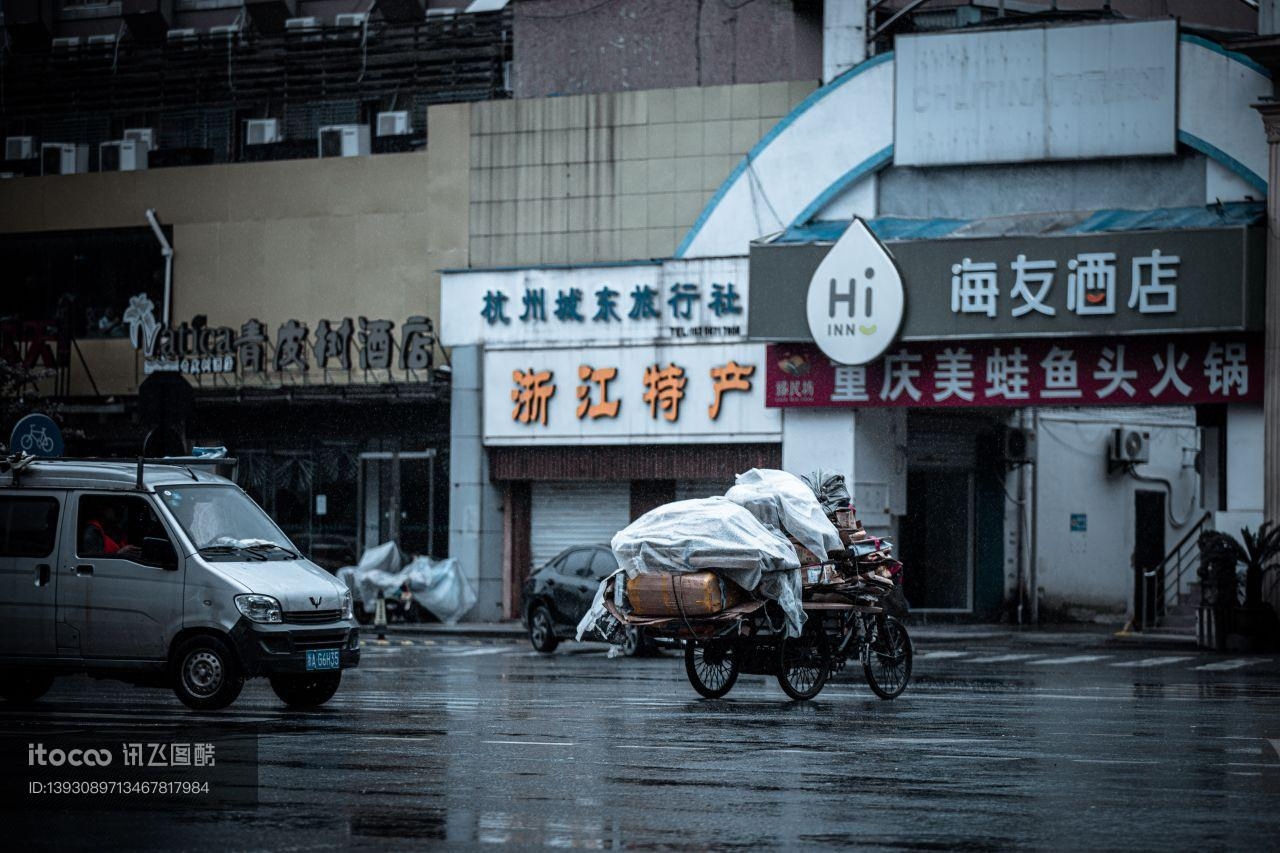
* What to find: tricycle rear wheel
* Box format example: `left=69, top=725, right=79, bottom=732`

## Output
left=863, top=615, right=912, bottom=700
left=776, top=620, right=830, bottom=701
left=684, top=639, right=739, bottom=699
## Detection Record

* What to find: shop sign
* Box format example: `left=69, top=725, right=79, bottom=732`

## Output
left=766, top=336, right=1262, bottom=409
left=484, top=344, right=780, bottom=445
left=749, top=227, right=1263, bottom=342
left=122, top=294, right=436, bottom=379
left=805, top=218, right=905, bottom=366
left=441, top=257, right=748, bottom=350
left=895, top=20, right=1177, bottom=166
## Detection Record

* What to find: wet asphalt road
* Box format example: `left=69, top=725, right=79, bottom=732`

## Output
left=4, top=632, right=1280, bottom=851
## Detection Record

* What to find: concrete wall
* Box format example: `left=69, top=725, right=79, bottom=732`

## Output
left=448, top=345, right=507, bottom=622
left=1226, top=403, right=1265, bottom=512
left=512, top=0, right=821, bottom=99
left=0, top=102, right=471, bottom=397
left=467, top=81, right=815, bottom=267
left=1032, top=407, right=1201, bottom=616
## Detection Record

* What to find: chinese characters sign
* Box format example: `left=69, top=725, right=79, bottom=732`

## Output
left=949, top=248, right=1179, bottom=321
left=766, top=336, right=1262, bottom=409
left=747, top=227, right=1263, bottom=343
left=485, top=345, right=780, bottom=446
left=442, top=257, right=749, bottom=349
left=122, top=294, right=436, bottom=381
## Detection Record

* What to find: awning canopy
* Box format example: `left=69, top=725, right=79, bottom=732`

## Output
left=764, top=202, right=1265, bottom=246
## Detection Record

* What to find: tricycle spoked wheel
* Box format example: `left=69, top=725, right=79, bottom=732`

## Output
left=684, top=639, right=738, bottom=699
left=863, top=615, right=912, bottom=700
left=776, top=621, right=830, bottom=701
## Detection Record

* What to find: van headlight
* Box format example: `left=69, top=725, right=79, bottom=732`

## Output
left=235, top=594, right=283, bottom=624
left=341, top=591, right=353, bottom=621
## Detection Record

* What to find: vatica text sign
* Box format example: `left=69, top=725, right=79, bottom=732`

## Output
left=765, top=336, right=1262, bottom=409
left=484, top=344, right=779, bottom=446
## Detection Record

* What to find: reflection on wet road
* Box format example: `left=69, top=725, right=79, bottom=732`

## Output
left=6, top=636, right=1280, bottom=850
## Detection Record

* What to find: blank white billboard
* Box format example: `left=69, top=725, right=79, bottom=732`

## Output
left=894, top=19, right=1178, bottom=166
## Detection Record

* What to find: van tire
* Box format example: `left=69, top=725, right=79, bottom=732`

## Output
left=172, top=636, right=244, bottom=711
left=0, top=670, right=54, bottom=704
left=269, top=672, right=342, bottom=708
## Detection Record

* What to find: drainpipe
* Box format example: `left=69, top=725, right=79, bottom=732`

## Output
left=145, top=208, right=174, bottom=326
left=1015, top=409, right=1027, bottom=625
left=1029, top=409, right=1040, bottom=624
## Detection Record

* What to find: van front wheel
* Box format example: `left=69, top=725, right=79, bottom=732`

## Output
left=172, top=636, right=244, bottom=711
left=0, top=670, right=54, bottom=704
left=269, top=672, right=341, bottom=708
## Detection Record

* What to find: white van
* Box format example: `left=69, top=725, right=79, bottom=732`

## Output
left=0, top=457, right=359, bottom=710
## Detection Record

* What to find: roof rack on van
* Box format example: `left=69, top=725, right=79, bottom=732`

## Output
left=1, top=453, right=238, bottom=490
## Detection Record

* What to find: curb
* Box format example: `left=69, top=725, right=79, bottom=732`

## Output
left=375, top=623, right=526, bottom=640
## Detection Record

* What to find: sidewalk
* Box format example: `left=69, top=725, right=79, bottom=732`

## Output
left=376, top=619, right=1202, bottom=652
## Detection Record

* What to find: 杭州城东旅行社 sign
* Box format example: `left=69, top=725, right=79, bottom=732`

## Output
left=439, top=258, right=749, bottom=350
left=748, top=226, right=1264, bottom=350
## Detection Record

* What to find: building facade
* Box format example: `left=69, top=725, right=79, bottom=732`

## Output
left=445, top=10, right=1270, bottom=624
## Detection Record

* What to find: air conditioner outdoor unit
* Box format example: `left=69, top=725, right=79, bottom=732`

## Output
left=51, top=37, right=82, bottom=50
left=245, top=118, right=280, bottom=146
left=124, top=128, right=155, bottom=152
left=99, top=140, right=148, bottom=172
left=1110, top=427, right=1150, bottom=467
left=41, top=143, right=89, bottom=175
left=167, top=28, right=198, bottom=41
left=5, top=136, right=35, bottom=160
left=375, top=111, right=411, bottom=137
left=87, top=34, right=116, bottom=47
left=334, top=12, right=367, bottom=27
left=285, top=16, right=320, bottom=30
left=318, top=125, right=371, bottom=158
left=1002, top=426, right=1035, bottom=466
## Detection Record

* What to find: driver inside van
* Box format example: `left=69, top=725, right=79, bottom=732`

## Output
left=80, top=501, right=141, bottom=559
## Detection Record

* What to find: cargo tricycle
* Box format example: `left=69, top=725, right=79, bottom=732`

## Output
left=601, top=558, right=912, bottom=702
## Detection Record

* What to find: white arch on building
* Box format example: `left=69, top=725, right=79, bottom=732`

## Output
left=675, top=35, right=1272, bottom=260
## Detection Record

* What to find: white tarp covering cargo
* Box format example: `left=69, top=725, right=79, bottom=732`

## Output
left=578, top=496, right=805, bottom=639
left=725, top=468, right=841, bottom=561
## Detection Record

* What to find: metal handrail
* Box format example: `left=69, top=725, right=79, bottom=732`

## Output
left=1160, top=511, right=1212, bottom=606
left=1138, top=511, right=1211, bottom=631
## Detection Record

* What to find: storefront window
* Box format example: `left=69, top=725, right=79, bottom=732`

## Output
left=0, top=227, right=167, bottom=341
left=235, top=445, right=360, bottom=571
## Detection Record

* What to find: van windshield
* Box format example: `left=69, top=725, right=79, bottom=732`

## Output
left=157, top=485, right=298, bottom=561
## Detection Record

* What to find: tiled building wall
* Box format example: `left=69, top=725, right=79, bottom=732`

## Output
left=468, top=80, right=817, bottom=268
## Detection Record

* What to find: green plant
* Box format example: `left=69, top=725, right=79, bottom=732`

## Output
left=1238, top=522, right=1280, bottom=610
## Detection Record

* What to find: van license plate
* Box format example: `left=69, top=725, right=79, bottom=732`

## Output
left=306, top=649, right=340, bottom=671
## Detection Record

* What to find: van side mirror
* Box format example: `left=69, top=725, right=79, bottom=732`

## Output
left=141, top=537, right=178, bottom=570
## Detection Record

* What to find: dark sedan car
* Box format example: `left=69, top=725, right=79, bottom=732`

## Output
left=521, top=544, right=654, bottom=657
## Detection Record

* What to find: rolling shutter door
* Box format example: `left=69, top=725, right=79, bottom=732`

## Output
left=530, top=482, right=631, bottom=569
left=674, top=480, right=734, bottom=502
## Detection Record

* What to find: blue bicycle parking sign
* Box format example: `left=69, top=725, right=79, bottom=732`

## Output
left=10, top=413, right=64, bottom=458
